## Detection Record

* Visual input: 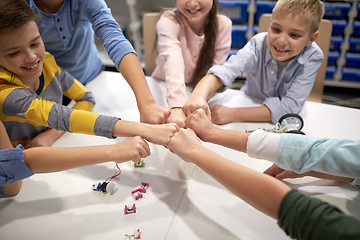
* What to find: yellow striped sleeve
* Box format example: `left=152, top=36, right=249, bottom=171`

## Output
left=69, top=110, right=100, bottom=135
left=63, top=80, right=91, bottom=101
left=72, top=101, right=94, bottom=111
left=24, top=98, right=55, bottom=127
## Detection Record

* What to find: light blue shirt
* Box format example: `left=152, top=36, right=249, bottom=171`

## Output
left=208, top=32, right=324, bottom=123
left=247, top=130, right=360, bottom=186
left=27, top=0, right=136, bottom=84
left=277, top=134, right=360, bottom=185
left=0, top=145, right=33, bottom=198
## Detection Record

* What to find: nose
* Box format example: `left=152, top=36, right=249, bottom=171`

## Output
left=24, top=49, right=37, bottom=63
left=187, top=0, right=199, bottom=8
left=276, top=33, right=288, bottom=46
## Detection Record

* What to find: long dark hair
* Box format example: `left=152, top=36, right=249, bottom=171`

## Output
left=0, top=0, right=39, bottom=33
left=190, top=0, right=218, bottom=87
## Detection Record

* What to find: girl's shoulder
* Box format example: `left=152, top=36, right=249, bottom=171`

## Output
left=217, top=14, right=232, bottom=26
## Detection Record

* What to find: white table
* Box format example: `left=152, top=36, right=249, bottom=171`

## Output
left=1, top=71, right=359, bottom=240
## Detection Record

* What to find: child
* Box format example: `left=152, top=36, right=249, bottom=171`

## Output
left=151, top=0, right=232, bottom=127
left=0, top=0, right=178, bottom=148
left=0, top=121, right=150, bottom=198
left=183, top=0, right=324, bottom=124
left=167, top=127, right=360, bottom=240
left=185, top=108, right=359, bottom=185
left=26, top=0, right=170, bottom=124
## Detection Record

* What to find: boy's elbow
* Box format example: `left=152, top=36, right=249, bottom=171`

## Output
left=2, top=181, right=22, bottom=197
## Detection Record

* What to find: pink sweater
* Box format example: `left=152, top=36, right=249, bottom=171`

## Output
left=151, top=10, right=232, bottom=108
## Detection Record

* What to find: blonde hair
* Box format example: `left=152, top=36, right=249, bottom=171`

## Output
left=272, top=0, right=324, bottom=34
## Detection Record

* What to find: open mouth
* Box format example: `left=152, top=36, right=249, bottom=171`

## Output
left=186, top=8, right=201, bottom=15
left=273, top=45, right=290, bottom=53
left=23, top=60, right=40, bottom=71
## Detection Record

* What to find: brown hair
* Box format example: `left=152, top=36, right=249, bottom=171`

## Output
left=0, top=0, right=39, bottom=33
left=154, top=1, right=219, bottom=86
left=272, top=0, right=324, bottom=34
left=189, top=0, right=219, bottom=86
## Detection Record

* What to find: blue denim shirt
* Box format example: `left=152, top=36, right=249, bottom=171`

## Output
left=0, top=145, right=33, bottom=198
left=208, top=32, right=324, bottom=123
left=27, top=0, right=135, bottom=84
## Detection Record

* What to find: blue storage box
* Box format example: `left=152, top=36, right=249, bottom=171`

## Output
left=342, top=68, right=360, bottom=82
left=231, top=25, right=248, bottom=48
left=349, top=38, right=360, bottom=53
left=326, top=66, right=336, bottom=80
left=357, top=3, right=360, bottom=20
left=345, top=53, right=360, bottom=68
left=219, top=0, right=249, bottom=24
left=331, top=20, right=347, bottom=36
left=353, top=21, right=360, bottom=37
left=323, top=2, right=351, bottom=20
left=330, top=36, right=343, bottom=52
left=255, top=1, right=276, bottom=24
left=327, top=52, right=339, bottom=66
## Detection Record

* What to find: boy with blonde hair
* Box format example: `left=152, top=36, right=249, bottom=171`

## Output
left=183, top=0, right=325, bottom=124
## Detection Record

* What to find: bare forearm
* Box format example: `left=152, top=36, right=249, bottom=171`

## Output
left=233, top=106, right=272, bottom=122
left=207, top=127, right=250, bottom=153
left=305, top=171, right=354, bottom=182
left=118, top=53, right=156, bottom=105
left=192, top=74, right=223, bottom=100
left=24, top=145, right=114, bottom=173
left=190, top=146, right=290, bottom=219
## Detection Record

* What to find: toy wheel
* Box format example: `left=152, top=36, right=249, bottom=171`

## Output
left=287, top=130, right=306, bottom=135
left=278, top=113, right=304, bottom=131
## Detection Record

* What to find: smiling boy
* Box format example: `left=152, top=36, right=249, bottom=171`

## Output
left=183, top=0, right=325, bottom=124
left=0, top=0, right=179, bottom=148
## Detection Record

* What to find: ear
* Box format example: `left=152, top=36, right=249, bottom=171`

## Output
left=306, top=30, right=319, bottom=46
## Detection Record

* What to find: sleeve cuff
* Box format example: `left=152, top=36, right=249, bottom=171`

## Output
left=247, top=129, right=281, bottom=161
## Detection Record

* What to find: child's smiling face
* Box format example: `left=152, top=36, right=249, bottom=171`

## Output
left=0, top=21, right=45, bottom=83
left=267, top=13, right=318, bottom=62
left=177, top=0, right=213, bottom=25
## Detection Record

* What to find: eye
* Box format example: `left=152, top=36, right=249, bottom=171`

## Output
left=290, top=33, right=301, bottom=39
left=8, top=51, right=19, bottom=56
left=31, top=41, right=40, bottom=47
left=270, top=26, right=281, bottom=33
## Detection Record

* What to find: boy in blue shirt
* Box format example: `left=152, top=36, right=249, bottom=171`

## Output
left=26, top=0, right=170, bottom=125
left=183, top=0, right=324, bottom=124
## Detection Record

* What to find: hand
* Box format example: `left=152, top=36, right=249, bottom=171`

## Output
left=185, top=108, right=217, bottom=142
left=139, top=102, right=170, bottom=124
left=167, top=108, right=186, bottom=128
left=111, top=136, right=150, bottom=163
left=263, top=164, right=305, bottom=180
left=167, top=128, right=202, bottom=163
left=142, top=123, right=179, bottom=146
left=182, top=93, right=211, bottom=120
left=210, top=105, right=236, bottom=125
left=25, top=128, right=64, bottom=148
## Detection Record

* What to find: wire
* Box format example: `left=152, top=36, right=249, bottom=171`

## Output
left=106, top=163, right=121, bottom=182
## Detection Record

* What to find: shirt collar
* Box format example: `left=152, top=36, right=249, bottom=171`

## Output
left=0, top=68, right=28, bottom=88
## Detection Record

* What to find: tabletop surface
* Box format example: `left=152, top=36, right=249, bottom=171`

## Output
left=1, top=71, right=359, bottom=240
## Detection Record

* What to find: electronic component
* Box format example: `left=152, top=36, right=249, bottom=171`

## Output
left=124, top=204, right=136, bottom=215
left=92, top=181, right=115, bottom=194
left=134, top=159, right=144, bottom=167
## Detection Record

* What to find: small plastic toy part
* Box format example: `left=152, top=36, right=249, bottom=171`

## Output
left=134, top=229, right=141, bottom=239
left=124, top=204, right=136, bottom=215
left=92, top=181, right=114, bottom=193
left=131, top=188, right=146, bottom=200
left=140, top=182, right=149, bottom=189
left=134, top=159, right=144, bottom=167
